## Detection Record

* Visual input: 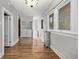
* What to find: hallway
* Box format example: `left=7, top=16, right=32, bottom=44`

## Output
left=2, top=38, right=60, bottom=59
left=0, top=0, right=78, bottom=59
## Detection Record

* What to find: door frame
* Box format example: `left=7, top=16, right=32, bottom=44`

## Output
left=2, top=7, right=13, bottom=54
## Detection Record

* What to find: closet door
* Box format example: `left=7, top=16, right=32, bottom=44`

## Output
left=4, top=16, right=9, bottom=46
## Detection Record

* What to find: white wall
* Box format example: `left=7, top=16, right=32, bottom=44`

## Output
left=41, top=0, right=78, bottom=59
left=21, top=16, right=33, bottom=37
left=33, top=17, right=39, bottom=39
left=50, top=31, right=78, bottom=59
left=32, top=17, right=45, bottom=42
left=38, top=19, right=44, bottom=42
left=33, top=19, right=38, bottom=38
left=71, top=0, right=78, bottom=33
left=0, top=0, right=18, bottom=58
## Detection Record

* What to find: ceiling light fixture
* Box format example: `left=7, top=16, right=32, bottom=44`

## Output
left=25, top=0, right=39, bottom=8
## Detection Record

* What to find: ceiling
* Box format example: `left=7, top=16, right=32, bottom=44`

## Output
left=9, top=0, right=53, bottom=17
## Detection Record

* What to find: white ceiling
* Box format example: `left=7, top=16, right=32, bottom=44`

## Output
left=9, top=0, right=53, bottom=17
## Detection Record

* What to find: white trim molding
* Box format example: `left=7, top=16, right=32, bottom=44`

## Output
left=11, top=38, right=19, bottom=47
left=2, top=7, right=14, bottom=46
left=1, top=7, right=14, bottom=58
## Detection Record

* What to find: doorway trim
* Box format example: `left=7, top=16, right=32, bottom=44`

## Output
left=2, top=7, right=13, bottom=56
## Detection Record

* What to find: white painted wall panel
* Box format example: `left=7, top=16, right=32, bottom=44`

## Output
left=50, top=32, right=78, bottom=59
left=21, top=30, right=32, bottom=37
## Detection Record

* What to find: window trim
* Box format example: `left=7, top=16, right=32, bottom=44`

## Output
left=57, top=0, right=70, bottom=10
left=49, top=13, right=54, bottom=30
left=59, top=3, right=70, bottom=30
left=57, top=0, right=71, bottom=31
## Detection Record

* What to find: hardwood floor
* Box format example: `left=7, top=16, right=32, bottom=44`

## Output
left=2, top=38, right=60, bottom=59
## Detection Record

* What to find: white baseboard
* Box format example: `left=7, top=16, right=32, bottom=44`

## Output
left=4, top=39, right=19, bottom=47
left=50, top=46, right=66, bottom=59
left=33, top=38, right=38, bottom=39
left=0, top=52, right=4, bottom=59
left=11, top=39, right=19, bottom=47
left=4, top=43, right=10, bottom=46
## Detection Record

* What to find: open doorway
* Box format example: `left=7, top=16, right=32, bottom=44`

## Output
left=18, top=18, right=21, bottom=43
left=4, top=12, right=11, bottom=47
left=2, top=8, right=13, bottom=55
left=4, top=13, right=10, bottom=47
left=18, top=18, right=21, bottom=38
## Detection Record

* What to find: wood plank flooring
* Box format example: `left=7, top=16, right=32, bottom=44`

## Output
left=2, top=38, right=60, bottom=59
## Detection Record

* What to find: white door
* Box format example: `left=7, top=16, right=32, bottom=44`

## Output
left=4, top=16, right=10, bottom=46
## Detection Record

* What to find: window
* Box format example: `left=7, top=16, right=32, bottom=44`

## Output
left=41, top=20, right=43, bottom=29
left=49, top=14, right=54, bottom=29
left=59, top=3, right=70, bottom=30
